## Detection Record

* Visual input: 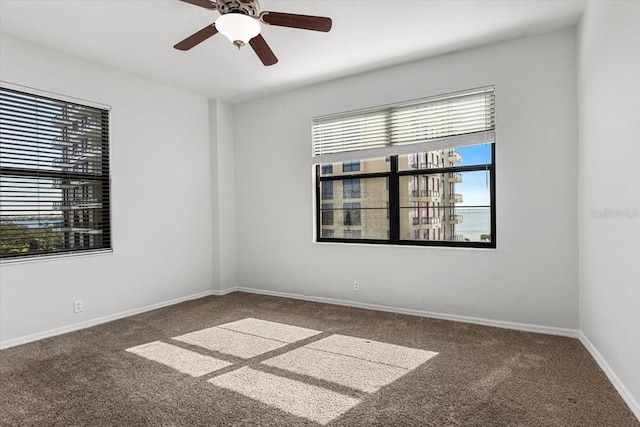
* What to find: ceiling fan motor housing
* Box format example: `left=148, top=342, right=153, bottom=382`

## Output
left=217, top=0, right=260, bottom=17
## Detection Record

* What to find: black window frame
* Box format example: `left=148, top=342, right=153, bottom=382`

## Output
left=315, top=144, right=496, bottom=248
left=0, top=86, right=112, bottom=260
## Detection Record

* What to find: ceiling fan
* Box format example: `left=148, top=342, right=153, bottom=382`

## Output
left=174, top=0, right=333, bottom=66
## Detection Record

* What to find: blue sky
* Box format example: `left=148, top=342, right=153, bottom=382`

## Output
left=454, top=143, right=492, bottom=207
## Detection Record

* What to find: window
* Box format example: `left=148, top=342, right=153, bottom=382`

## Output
left=0, top=86, right=111, bottom=259
left=313, top=87, right=495, bottom=248
left=321, top=181, right=333, bottom=200
left=321, top=164, right=333, bottom=175
left=343, top=203, right=361, bottom=226
left=343, top=179, right=361, bottom=199
left=321, top=203, right=334, bottom=226
left=342, top=161, right=360, bottom=173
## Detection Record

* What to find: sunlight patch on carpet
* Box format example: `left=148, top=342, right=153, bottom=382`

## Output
left=126, top=341, right=232, bottom=377
left=217, top=318, right=322, bottom=343
left=126, top=318, right=438, bottom=424
left=263, top=335, right=437, bottom=392
left=209, top=367, right=359, bottom=425
left=263, top=347, right=407, bottom=393
left=173, top=326, right=289, bottom=359
left=306, top=334, right=438, bottom=370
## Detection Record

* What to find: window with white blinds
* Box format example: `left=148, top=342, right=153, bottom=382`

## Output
left=312, top=87, right=494, bottom=164
left=0, top=86, right=111, bottom=259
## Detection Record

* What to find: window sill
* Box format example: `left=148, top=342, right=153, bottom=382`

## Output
left=0, top=249, right=113, bottom=266
left=313, top=240, right=496, bottom=251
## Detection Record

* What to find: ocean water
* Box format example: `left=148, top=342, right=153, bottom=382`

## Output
left=7, top=220, right=63, bottom=229
left=455, top=208, right=491, bottom=241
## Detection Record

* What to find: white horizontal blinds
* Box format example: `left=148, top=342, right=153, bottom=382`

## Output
left=312, top=109, right=389, bottom=157
left=0, top=86, right=111, bottom=259
left=312, top=87, right=495, bottom=164
left=390, top=89, right=495, bottom=145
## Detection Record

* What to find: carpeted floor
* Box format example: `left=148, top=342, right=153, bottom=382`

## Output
left=0, top=292, right=637, bottom=426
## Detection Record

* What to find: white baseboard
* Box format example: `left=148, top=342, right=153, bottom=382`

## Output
left=578, top=331, right=640, bottom=421
left=226, top=286, right=579, bottom=338
left=0, top=289, right=222, bottom=350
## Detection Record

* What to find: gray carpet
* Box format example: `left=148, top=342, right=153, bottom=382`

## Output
left=0, top=292, right=637, bottom=426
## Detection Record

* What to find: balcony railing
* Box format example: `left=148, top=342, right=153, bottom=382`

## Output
left=420, top=190, right=440, bottom=199
left=53, top=198, right=101, bottom=210
left=449, top=173, right=463, bottom=183
left=421, top=217, right=440, bottom=225
left=58, top=227, right=103, bottom=235
left=449, top=215, right=463, bottom=224
left=448, top=194, right=463, bottom=203
left=52, top=179, right=92, bottom=189
left=409, top=161, right=441, bottom=170
left=448, top=234, right=465, bottom=241
left=448, top=151, right=462, bottom=163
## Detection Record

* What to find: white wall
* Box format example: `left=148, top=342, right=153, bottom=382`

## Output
left=577, top=1, right=640, bottom=415
left=0, top=35, right=214, bottom=345
left=232, top=29, right=579, bottom=330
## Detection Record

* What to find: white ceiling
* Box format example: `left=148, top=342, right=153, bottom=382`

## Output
left=0, top=0, right=585, bottom=103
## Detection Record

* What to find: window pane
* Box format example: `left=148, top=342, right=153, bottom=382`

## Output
left=319, top=176, right=389, bottom=240
left=398, top=143, right=492, bottom=171
left=399, top=170, right=491, bottom=242
left=319, top=157, right=390, bottom=177
left=455, top=143, right=492, bottom=167
left=454, top=207, right=492, bottom=243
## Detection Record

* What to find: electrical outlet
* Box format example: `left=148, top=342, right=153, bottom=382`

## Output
left=73, top=301, right=83, bottom=313
left=353, top=282, right=360, bottom=291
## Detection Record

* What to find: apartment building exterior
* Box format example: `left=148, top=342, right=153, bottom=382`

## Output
left=51, top=105, right=106, bottom=250
left=319, top=149, right=463, bottom=241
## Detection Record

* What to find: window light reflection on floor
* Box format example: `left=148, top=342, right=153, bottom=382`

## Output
left=125, top=318, right=438, bottom=425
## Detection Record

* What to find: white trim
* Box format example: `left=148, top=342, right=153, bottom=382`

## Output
left=0, top=289, right=228, bottom=350
left=226, top=286, right=579, bottom=338
left=578, top=331, right=640, bottom=421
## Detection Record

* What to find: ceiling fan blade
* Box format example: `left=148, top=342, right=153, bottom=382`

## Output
left=249, top=34, right=278, bottom=66
left=174, top=25, right=218, bottom=50
left=262, top=12, right=332, bottom=32
left=179, top=0, right=217, bottom=10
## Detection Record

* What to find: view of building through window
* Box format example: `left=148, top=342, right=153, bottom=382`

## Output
left=0, top=87, right=111, bottom=259
left=317, top=143, right=494, bottom=246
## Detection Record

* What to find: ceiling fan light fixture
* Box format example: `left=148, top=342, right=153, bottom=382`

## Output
left=215, top=13, right=260, bottom=48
